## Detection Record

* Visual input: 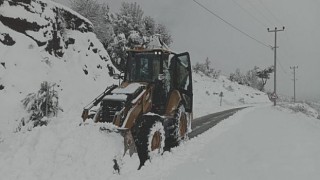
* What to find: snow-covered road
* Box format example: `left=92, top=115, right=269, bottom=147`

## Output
left=1, top=105, right=320, bottom=180
left=189, top=107, right=246, bottom=138
left=112, top=105, right=320, bottom=180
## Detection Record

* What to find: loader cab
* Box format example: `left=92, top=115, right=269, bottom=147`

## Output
left=124, top=49, right=193, bottom=114
left=125, top=49, right=169, bottom=83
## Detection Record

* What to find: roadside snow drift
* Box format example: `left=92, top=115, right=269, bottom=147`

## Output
left=0, top=122, right=125, bottom=180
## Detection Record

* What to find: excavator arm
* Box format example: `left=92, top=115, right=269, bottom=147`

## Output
left=81, top=84, right=118, bottom=121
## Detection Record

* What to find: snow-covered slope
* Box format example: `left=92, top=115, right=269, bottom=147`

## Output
left=279, top=102, right=319, bottom=119
left=0, top=0, right=117, bottom=135
left=193, top=72, right=270, bottom=118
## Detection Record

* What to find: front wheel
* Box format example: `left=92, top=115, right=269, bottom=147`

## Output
left=133, top=115, right=165, bottom=169
left=165, top=105, right=189, bottom=150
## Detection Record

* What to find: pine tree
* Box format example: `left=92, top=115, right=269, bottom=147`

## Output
left=17, top=82, right=62, bottom=132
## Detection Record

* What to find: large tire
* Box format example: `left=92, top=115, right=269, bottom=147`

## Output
left=165, top=105, right=188, bottom=150
left=133, top=115, right=165, bottom=169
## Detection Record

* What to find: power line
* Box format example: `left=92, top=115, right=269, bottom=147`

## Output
left=244, top=0, right=275, bottom=26
left=257, top=0, right=283, bottom=26
left=229, top=0, right=274, bottom=41
left=276, top=51, right=289, bottom=76
left=192, top=0, right=270, bottom=48
left=230, top=0, right=268, bottom=28
left=277, top=57, right=291, bottom=78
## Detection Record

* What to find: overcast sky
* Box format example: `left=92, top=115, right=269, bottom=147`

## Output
left=57, top=0, right=320, bottom=101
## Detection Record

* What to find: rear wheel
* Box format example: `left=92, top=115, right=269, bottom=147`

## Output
left=133, top=115, right=165, bottom=169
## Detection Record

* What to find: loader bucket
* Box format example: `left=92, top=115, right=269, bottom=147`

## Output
left=99, top=126, right=137, bottom=157
left=119, top=128, right=137, bottom=157
left=81, top=109, right=89, bottom=121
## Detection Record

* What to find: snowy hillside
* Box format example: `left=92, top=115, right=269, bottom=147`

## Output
left=0, top=0, right=117, bottom=135
left=192, top=72, right=270, bottom=118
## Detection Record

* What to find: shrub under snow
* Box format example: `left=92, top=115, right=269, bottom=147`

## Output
left=279, top=103, right=319, bottom=119
left=16, top=82, right=62, bottom=132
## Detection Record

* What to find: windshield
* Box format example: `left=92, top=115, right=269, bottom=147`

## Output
left=126, top=52, right=161, bottom=82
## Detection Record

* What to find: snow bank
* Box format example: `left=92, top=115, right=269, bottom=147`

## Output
left=279, top=102, right=319, bottom=119
left=0, top=121, right=125, bottom=180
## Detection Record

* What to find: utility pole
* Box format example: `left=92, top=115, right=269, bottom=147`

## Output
left=290, top=66, right=298, bottom=103
left=268, top=26, right=285, bottom=106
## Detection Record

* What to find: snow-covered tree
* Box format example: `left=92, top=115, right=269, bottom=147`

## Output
left=108, top=33, right=128, bottom=71
left=256, top=66, right=274, bottom=91
left=70, top=1, right=173, bottom=72
left=229, top=66, right=273, bottom=91
left=108, top=2, right=173, bottom=71
left=229, top=68, right=247, bottom=85
left=245, top=66, right=263, bottom=90
left=155, top=23, right=172, bottom=46
left=69, top=0, right=114, bottom=46
left=17, top=82, right=62, bottom=132
left=193, top=57, right=220, bottom=78
left=113, top=2, right=144, bottom=37
left=143, top=16, right=156, bottom=37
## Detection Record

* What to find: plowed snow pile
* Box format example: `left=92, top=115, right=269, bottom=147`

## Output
left=0, top=123, right=124, bottom=180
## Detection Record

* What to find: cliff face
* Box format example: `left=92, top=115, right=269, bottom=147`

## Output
left=0, top=0, right=117, bottom=131
left=0, top=0, right=94, bottom=53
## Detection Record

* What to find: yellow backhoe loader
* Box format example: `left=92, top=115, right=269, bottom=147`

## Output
left=82, top=37, right=193, bottom=169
